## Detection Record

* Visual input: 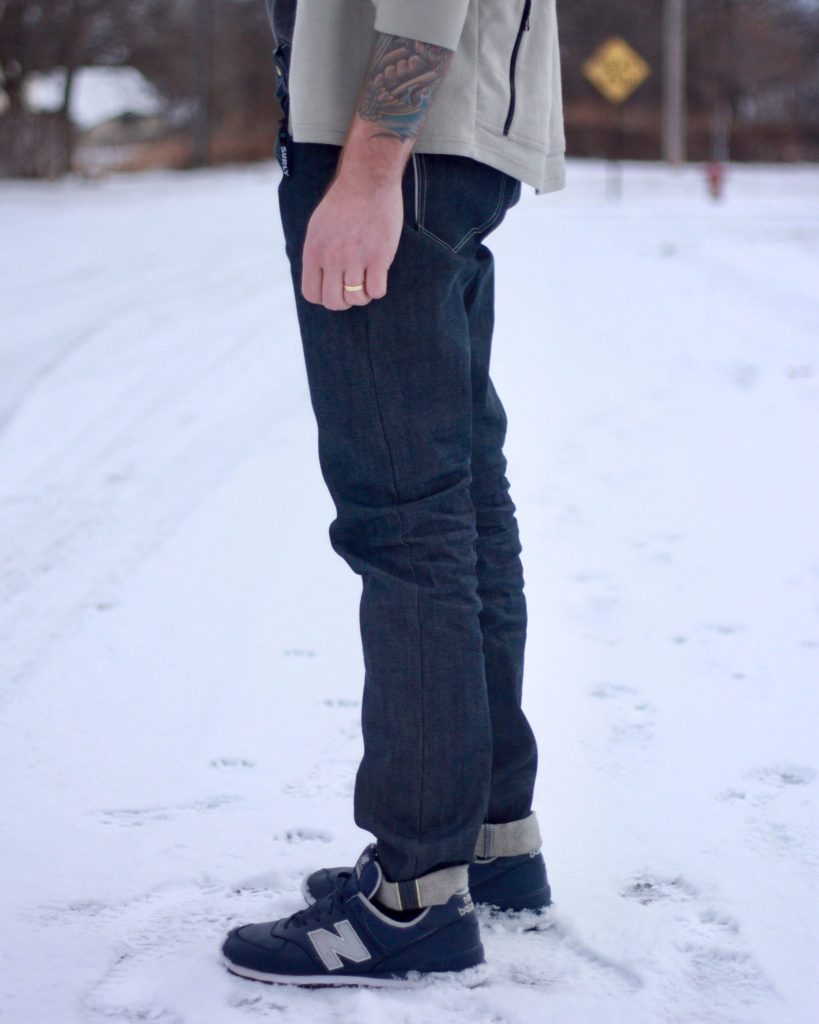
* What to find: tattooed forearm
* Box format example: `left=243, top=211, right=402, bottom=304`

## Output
left=356, top=33, right=454, bottom=142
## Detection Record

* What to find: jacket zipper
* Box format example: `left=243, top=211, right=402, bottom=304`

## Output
left=503, top=0, right=532, bottom=136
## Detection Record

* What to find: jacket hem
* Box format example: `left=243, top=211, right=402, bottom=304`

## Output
left=289, top=122, right=566, bottom=195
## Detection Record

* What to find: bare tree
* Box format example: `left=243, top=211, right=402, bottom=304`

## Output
left=3, top=0, right=817, bottom=176
left=0, top=0, right=125, bottom=167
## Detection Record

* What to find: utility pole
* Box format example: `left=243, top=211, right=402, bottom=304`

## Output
left=194, top=0, right=213, bottom=166
left=662, top=0, right=687, bottom=164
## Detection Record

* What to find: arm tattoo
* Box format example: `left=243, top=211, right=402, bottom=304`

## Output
left=357, top=33, right=454, bottom=142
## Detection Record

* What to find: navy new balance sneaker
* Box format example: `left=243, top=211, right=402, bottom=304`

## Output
left=222, top=845, right=486, bottom=987
left=304, top=850, right=551, bottom=913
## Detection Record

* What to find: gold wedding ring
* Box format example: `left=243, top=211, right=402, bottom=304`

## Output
left=343, top=282, right=365, bottom=292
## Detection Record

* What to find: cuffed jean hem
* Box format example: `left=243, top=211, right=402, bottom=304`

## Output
left=376, top=861, right=470, bottom=910
left=475, top=811, right=542, bottom=859
left=373, top=822, right=482, bottom=887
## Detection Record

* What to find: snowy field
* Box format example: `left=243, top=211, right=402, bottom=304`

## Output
left=1, top=158, right=817, bottom=1024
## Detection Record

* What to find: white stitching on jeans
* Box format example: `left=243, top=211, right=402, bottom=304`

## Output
left=411, top=153, right=420, bottom=228
left=415, top=161, right=510, bottom=255
left=420, top=153, right=428, bottom=225
left=452, top=175, right=509, bottom=252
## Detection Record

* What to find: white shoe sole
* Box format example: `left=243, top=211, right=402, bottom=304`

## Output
left=223, top=956, right=490, bottom=989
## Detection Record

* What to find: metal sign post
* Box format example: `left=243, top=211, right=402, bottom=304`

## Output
left=663, top=0, right=687, bottom=165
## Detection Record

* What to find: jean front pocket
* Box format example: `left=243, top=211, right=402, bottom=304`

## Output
left=410, top=152, right=520, bottom=256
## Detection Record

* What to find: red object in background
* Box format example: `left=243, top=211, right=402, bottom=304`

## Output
left=706, top=161, right=726, bottom=199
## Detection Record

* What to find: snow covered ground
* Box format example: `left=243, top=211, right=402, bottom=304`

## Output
left=1, top=159, right=817, bottom=1023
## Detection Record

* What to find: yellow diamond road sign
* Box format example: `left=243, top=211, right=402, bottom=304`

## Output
left=583, top=36, right=651, bottom=105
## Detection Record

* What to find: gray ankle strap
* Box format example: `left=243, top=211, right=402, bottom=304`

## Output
left=376, top=862, right=469, bottom=911
left=475, top=811, right=542, bottom=860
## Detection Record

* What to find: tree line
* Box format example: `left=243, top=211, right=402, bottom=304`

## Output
left=1, top=0, right=817, bottom=175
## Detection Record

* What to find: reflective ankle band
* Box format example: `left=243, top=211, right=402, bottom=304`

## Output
left=375, top=862, right=469, bottom=911
left=475, top=811, right=542, bottom=860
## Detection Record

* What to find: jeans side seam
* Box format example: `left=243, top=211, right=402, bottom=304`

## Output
left=361, top=307, right=426, bottom=879
left=420, top=153, right=428, bottom=227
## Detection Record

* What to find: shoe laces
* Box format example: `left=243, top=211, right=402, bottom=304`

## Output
left=283, top=872, right=354, bottom=930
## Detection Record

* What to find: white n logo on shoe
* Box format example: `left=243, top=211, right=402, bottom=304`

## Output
left=307, top=920, right=372, bottom=972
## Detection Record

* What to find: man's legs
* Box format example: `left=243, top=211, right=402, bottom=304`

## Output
left=279, top=144, right=502, bottom=882
left=221, top=60, right=544, bottom=994
left=278, top=143, right=538, bottom=887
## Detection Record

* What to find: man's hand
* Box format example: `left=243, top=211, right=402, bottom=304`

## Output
left=301, top=33, right=454, bottom=312
left=301, top=163, right=403, bottom=312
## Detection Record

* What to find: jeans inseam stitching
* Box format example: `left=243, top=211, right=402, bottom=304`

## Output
left=361, top=307, right=426, bottom=879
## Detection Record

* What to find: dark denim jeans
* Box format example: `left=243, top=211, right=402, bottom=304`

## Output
left=273, top=45, right=538, bottom=884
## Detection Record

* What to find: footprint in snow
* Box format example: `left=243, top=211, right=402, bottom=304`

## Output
left=621, top=872, right=699, bottom=905
left=569, top=570, right=621, bottom=634
left=281, top=763, right=356, bottom=800
left=620, top=868, right=773, bottom=1007
left=589, top=681, right=637, bottom=700
left=81, top=880, right=254, bottom=1021
left=281, top=701, right=361, bottom=798
left=718, top=763, right=819, bottom=870
left=272, top=826, right=333, bottom=844
left=716, top=761, right=815, bottom=807
left=93, top=795, right=238, bottom=826
left=586, top=680, right=657, bottom=766
left=209, top=756, right=256, bottom=769
left=478, top=905, right=641, bottom=993
left=727, top=361, right=762, bottom=391
left=746, top=763, right=815, bottom=788
left=630, top=530, right=685, bottom=566
left=699, top=619, right=746, bottom=636
left=230, top=869, right=292, bottom=895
